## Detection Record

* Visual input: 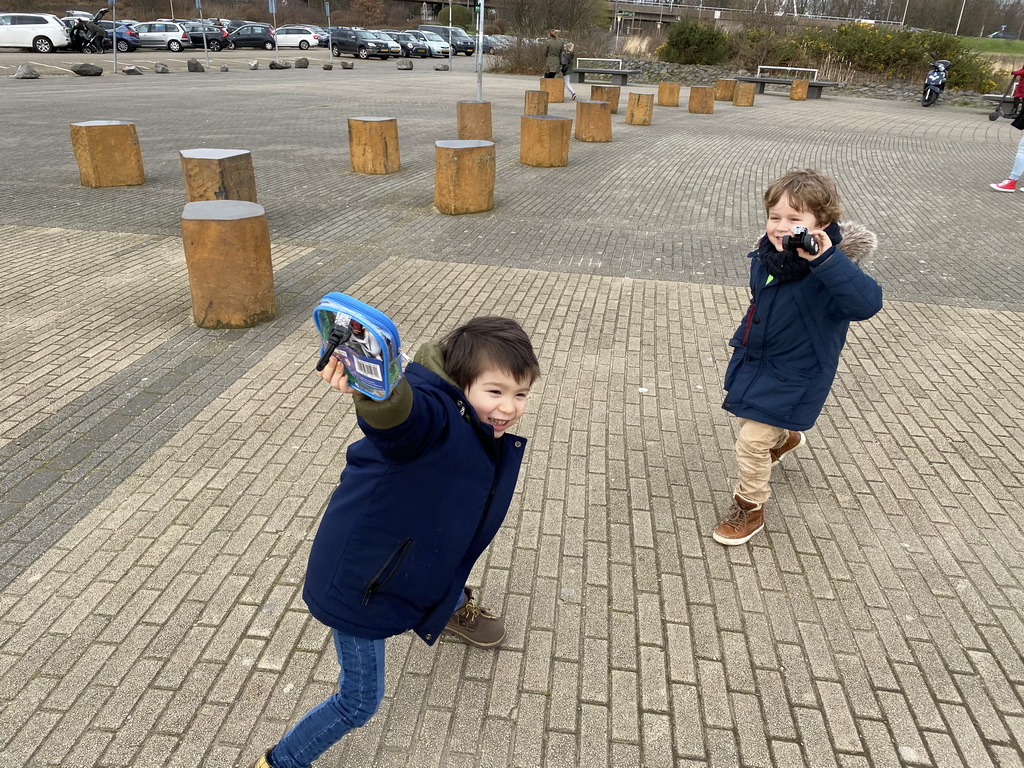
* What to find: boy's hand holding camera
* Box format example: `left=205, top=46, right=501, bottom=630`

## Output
left=782, top=225, right=832, bottom=260
left=318, top=355, right=356, bottom=395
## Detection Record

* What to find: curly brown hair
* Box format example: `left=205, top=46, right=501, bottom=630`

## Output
left=764, top=169, right=843, bottom=226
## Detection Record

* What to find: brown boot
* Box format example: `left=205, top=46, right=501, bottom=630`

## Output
left=769, top=430, right=805, bottom=464
left=713, top=494, right=764, bottom=546
left=444, top=589, right=505, bottom=647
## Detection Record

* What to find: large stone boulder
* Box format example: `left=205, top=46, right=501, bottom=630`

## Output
left=397, top=59, right=413, bottom=70
left=249, top=60, right=259, bottom=70
left=294, top=57, right=308, bottom=68
left=15, top=63, right=39, bottom=79
left=268, top=60, right=291, bottom=69
left=154, top=62, right=170, bottom=73
left=122, top=65, right=143, bottom=75
left=71, top=63, right=103, bottom=76
left=187, top=58, right=205, bottom=72
left=340, top=60, right=354, bottom=69
left=322, top=63, right=333, bottom=70
left=219, top=64, right=229, bottom=72
left=434, top=64, right=449, bottom=71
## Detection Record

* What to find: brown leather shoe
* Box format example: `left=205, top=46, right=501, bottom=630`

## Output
left=769, top=430, right=805, bottom=464
left=713, top=494, right=764, bottom=546
left=444, top=589, right=505, bottom=647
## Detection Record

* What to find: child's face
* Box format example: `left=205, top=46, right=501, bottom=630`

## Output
left=766, top=195, right=825, bottom=252
left=464, top=367, right=531, bottom=438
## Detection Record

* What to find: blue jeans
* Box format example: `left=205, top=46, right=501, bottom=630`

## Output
left=269, top=630, right=386, bottom=768
left=1010, top=133, right=1024, bottom=180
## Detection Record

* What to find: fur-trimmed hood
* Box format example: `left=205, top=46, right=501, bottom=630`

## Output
left=752, top=221, right=878, bottom=265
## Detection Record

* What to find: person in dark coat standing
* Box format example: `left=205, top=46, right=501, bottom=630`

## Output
left=251, top=317, right=540, bottom=768
left=713, top=169, right=883, bottom=546
left=544, top=28, right=564, bottom=78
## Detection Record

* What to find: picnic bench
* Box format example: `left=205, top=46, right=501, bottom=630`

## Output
left=733, top=75, right=840, bottom=99
left=570, top=67, right=641, bottom=86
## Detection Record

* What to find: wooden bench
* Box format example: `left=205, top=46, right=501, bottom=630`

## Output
left=569, top=67, right=641, bottom=86
left=733, top=75, right=840, bottom=99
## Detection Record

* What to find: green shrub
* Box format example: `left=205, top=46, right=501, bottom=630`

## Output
left=658, top=18, right=727, bottom=65
left=438, top=4, right=475, bottom=30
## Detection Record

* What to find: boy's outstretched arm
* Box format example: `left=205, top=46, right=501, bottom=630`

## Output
left=316, top=355, right=417, bottom=432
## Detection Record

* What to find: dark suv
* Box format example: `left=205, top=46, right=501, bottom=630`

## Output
left=330, top=27, right=393, bottom=59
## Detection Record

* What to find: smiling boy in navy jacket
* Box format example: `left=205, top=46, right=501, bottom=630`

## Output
left=254, top=316, right=540, bottom=768
left=714, top=169, right=883, bottom=546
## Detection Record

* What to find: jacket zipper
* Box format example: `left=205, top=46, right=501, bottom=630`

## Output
left=362, top=538, right=414, bottom=605
left=741, top=303, right=756, bottom=345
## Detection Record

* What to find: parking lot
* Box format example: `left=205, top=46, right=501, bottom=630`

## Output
left=2, top=56, right=1024, bottom=768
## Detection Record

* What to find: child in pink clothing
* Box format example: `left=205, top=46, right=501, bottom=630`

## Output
left=1012, top=67, right=1024, bottom=117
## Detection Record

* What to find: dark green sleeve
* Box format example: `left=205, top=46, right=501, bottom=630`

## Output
left=352, top=377, right=414, bottom=430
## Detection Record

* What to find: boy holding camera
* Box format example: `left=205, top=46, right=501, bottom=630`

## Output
left=714, top=169, right=883, bottom=546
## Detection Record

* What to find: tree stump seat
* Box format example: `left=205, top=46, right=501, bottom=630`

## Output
left=180, top=200, right=275, bottom=329
left=457, top=100, right=492, bottom=141
left=626, top=92, right=654, bottom=125
left=520, top=115, right=572, bottom=167
left=688, top=86, right=715, bottom=114
left=524, top=90, right=549, bottom=115
left=347, top=116, right=400, bottom=175
left=590, top=84, right=620, bottom=114
left=539, top=77, right=564, bottom=104
left=179, top=148, right=257, bottom=202
left=434, top=140, right=495, bottom=215
left=574, top=100, right=612, bottom=142
left=657, top=81, right=681, bottom=107
left=70, top=120, right=145, bottom=188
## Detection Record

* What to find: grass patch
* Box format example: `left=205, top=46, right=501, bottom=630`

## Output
left=962, top=37, right=1024, bottom=55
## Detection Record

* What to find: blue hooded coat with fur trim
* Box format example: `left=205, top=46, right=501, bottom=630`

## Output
left=302, top=344, right=526, bottom=646
left=722, top=221, right=883, bottom=431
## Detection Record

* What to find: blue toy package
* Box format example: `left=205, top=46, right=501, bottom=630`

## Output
left=313, top=292, right=404, bottom=401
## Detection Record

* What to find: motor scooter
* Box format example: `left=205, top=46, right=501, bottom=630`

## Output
left=921, top=58, right=950, bottom=107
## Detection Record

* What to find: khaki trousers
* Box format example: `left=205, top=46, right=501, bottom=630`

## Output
left=733, top=418, right=790, bottom=505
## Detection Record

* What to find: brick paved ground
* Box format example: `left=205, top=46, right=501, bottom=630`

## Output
left=1, top=51, right=1023, bottom=768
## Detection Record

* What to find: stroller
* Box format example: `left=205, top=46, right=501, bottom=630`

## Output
left=70, top=8, right=109, bottom=53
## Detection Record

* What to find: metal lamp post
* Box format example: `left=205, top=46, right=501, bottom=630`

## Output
left=955, top=0, right=967, bottom=35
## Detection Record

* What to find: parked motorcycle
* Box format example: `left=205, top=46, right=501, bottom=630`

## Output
left=921, top=58, right=950, bottom=107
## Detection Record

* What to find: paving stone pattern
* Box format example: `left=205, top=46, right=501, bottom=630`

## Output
left=1, top=58, right=1022, bottom=768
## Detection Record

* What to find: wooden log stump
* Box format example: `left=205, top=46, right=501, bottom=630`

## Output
left=70, top=120, right=145, bottom=188
left=539, top=77, right=564, bottom=104
left=790, top=79, right=809, bottom=101
left=626, top=92, right=654, bottom=125
left=657, top=80, right=681, bottom=107
left=714, top=78, right=737, bottom=101
left=434, top=140, right=495, bottom=215
left=520, top=115, right=572, bottom=167
left=457, top=100, right=492, bottom=141
left=732, top=81, right=756, bottom=107
left=179, top=149, right=257, bottom=203
left=180, top=200, right=275, bottom=329
left=524, top=90, right=549, bottom=115
left=347, top=116, right=400, bottom=175
left=574, top=100, right=612, bottom=142
left=688, top=86, right=715, bottom=114
left=590, top=84, right=620, bottom=113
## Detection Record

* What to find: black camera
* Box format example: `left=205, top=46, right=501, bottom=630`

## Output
left=781, top=226, right=819, bottom=256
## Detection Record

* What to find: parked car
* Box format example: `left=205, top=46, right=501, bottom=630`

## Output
left=988, top=29, right=1018, bottom=39
left=387, top=31, right=428, bottom=58
left=368, top=30, right=401, bottom=57
left=227, top=23, right=275, bottom=50
left=403, top=29, right=450, bottom=57
left=273, top=25, right=321, bottom=49
left=132, top=21, right=193, bottom=51
left=183, top=22, right=229, bottom=51
left=0, top=12, right=71, bottom=53
left=481, top=34, right=504, bottom=53
left=98, top=19, right=140, bottom=51
left=330, top=27, right=393, bottom=59
left=418, top=24, right=474, bottom=55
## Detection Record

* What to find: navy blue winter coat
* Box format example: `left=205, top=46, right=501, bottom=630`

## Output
left=722, top=222, right=883, bottom=431
left=303, top=344, right=526, bottom=645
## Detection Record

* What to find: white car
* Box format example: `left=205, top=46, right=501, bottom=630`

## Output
left=403, top=29, right=450, bottom=57
left=0, top=12, right=71, bottom=53
left=274, top=25, right=323, bottom=49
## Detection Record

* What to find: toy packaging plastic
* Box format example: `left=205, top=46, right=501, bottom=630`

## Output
left=313, top=292, right=404, bottom=401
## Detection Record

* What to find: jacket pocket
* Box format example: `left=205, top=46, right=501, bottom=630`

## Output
left=362, top=538, right=414, bottom=605
left=723, top=346, right=743, bottom=392
left=743, top=361, right=813, bottom=421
